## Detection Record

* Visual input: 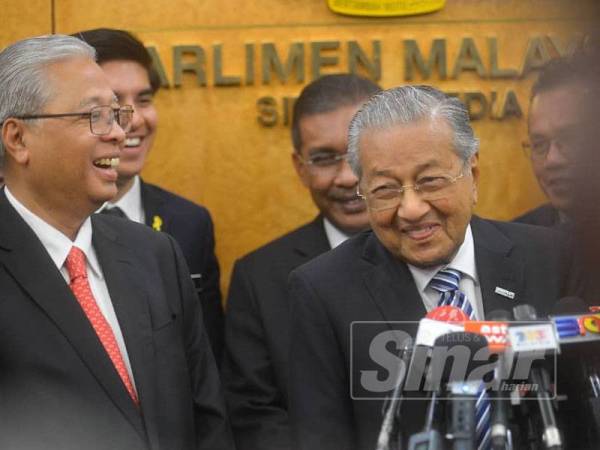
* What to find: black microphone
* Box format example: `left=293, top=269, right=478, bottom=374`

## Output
left=433, top=331, right=491, bottom=450
left=406, top=389, right=444, bottom=450
left=551, top=296, right=589, bottom=315
left=511, top=304, right=563, bottom=450
left=550, top=297, right=600, bottom=449
left=403, top=307, right=468, bottom=450
left=376, top=339, right=413, bottom=450
left=486, top=310, right=513, bottom=450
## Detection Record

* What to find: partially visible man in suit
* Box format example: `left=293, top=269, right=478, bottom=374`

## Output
left=556, top=46, right=600, bottom=304
left=0, top=34, right=233, bottom=450
left=223, top=74, right=380, bottom=450
left=514, top=52, right=596, bottom=227
left=74, top=28, right=224, bottom=362
left=288, top=86, right=575, bottom=450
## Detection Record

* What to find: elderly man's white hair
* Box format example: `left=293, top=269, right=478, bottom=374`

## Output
left=347, top=85, right=479, bottom=179
left=0, top=34, right=96, bottom=161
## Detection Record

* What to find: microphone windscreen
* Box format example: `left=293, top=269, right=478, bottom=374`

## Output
left=552, top=296, right=589, bottom=315
left=426, top=305, right=470, bottom=323
left=513, top=304, right=537, bottom=321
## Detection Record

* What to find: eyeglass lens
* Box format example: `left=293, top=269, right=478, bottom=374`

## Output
left=90, top=106, right=133, bottom=135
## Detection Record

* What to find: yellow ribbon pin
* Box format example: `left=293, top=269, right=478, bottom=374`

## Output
left=152, top=215, right=163, bottom=231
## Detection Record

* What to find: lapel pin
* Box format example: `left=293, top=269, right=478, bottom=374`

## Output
left=495, top=286, right=515, bottom=300
left=152, top=215, right=163, bottom=231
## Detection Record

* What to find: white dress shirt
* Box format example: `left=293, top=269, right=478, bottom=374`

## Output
left=6, top=187, right=137, bottom=389
left=99, top=175, right=145, bottom=224
left=407, top=225, right=485, bottom=320
left=323, top=218, right=352, bottom=249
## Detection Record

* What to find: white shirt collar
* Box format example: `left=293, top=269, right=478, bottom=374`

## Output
left=5, top=186, right=102, bottom=277
left=323, top=218, right=352, bottom=249
left=408, top=224, right=478, bottom=295
left=99, top=175, right=144, bottom=223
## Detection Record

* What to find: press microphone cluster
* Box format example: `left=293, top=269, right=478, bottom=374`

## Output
left=378, top=306, right=493, bottom=450
left=376, top=299, right=600, bottom=450
left=549, top=297, right=600, bottom=449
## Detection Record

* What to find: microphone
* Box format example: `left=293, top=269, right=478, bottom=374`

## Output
left=403, top=306, right=470, bottom=449
left=485, top=310, right=513, bottom=450
left=376, top=306, right=466, bottom=450
left=404, top=306, right=466, bottom=393
left=510, top=304, right=563, bottom=450
left=376, top=339, right=413, bottom=450
left=406, top=389, right=444, bottom=450
left=433, top=331, right=491, bottom=450
left=550, top=298, right=600, bottom=345
left=550, top=297, right=600, bottom=448
left=552, top=296, right=591, bottom=315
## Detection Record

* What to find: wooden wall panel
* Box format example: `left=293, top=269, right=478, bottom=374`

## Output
left=3, top=0, right=598, bottom=295
left=0, top=0, right=52, bottom=46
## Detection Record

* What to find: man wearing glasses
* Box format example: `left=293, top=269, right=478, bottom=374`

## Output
left=223, top=74, right=380, bottom=450
left=514, top=53, right=594, bottom=227
left=287, top=86, right=575, bottom=450
left=0, top=35, right=233, bottom=450
left=74, top=28, right=224, bottom=364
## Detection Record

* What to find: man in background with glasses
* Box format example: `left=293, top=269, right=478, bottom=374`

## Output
left=0, top=34, right=233, bottom=450
left=514, top=51, right=595, bottom=227
left=74, top=28, right=225, bottom=364
left=223, top=74, right=380, bottom=450
left=287, top=85, right=575, bottom=450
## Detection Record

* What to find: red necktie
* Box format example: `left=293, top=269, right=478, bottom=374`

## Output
left=65, top=246, right=139, bottom=405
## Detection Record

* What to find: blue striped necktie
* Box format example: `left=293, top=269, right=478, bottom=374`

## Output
left=429, top=268, right=491, bottom=450
left=429, top=268, right=475, bottom=320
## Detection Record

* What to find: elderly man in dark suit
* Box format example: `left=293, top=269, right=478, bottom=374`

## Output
left=288, top=85, right=575, bottom=450
left=223, top=74, right=380, bottom=450
left=74, top=28, right=224, bottom=362
left=0, top=34, right=233, bottom=450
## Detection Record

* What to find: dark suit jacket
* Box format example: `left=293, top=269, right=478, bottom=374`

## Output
left=223, top=216, right=330, bottom=450
left=288, top=217, right=576, bottom=450
left=141, top=180, right=224, bottom=364
left=513, top=203, right=560, bottom=227
left=0, top=192, right=234, bottom=450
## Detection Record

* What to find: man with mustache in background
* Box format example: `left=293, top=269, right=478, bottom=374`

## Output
left=223, top=74, right=380, bottom=450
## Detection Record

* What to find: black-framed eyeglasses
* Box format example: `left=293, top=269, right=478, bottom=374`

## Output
left=522, top=128, right=585, bottom=160
left=298, top=152, right=351, bottom=170
left=4, top=105, right=134, bottom=136
left=357, top=163, right=469, bottom=212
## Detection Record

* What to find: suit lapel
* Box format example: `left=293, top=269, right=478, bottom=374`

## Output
left=291, top=216, right=331, bottom=260
left=358, top=218, right=525, bottom=322
left=92, top=217, right=160, bottom=448
left=140, top=179, right=168, bottom=231
left=361, top=233, right=426, bottom=323
left=0, top=194, right=147, bottom=441
left=471, top=217, right=524, bottom=315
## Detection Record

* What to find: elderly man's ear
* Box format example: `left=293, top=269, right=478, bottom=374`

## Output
left=469, top=153, right=480, bottom=205
left=2, top=119, right=30, bottom=165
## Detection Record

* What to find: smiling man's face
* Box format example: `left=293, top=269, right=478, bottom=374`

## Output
left=20, top=56, right=125, bottom=216
left=293, top=103, right=369, bottom=234
left=100, top=60, right=157, bottom=186
left=359, top=118, right=478, bottom=268
left=528, top=84, right=587, bottom=214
